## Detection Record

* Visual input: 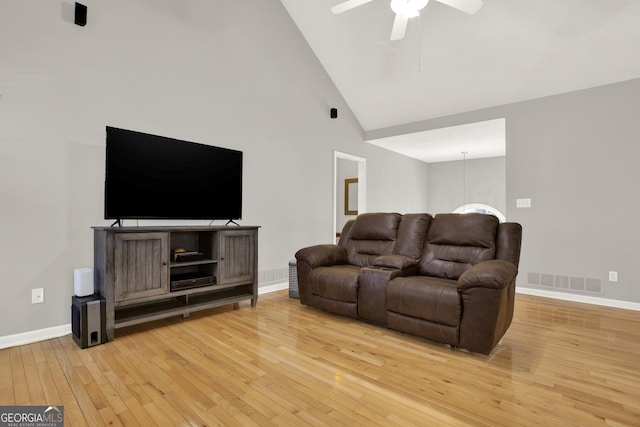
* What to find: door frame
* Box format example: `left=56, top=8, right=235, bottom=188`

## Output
left=333, top=151, right=366, bottom=242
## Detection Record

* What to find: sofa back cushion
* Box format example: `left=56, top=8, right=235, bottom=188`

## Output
left=338, top=219, right=355, bottom=249
left=418, top=213, right=498, bottom=280
left=393, top=213, right=432, bottom=259
left=346, top=213, right=401, bottom=267
left=496, top=222, right=523, bottom=267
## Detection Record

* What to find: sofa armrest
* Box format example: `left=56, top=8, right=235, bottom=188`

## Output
left=373, top=255, right=417, bottom=269
left=358, top=265, right=415, bottom=324
left=457, top=260, right=518, bottom=291
left=295, top=244, right=347, bottom=269
left=457, top=260, right=519, bottom=354
left=295, top=244, right=348, bottom=306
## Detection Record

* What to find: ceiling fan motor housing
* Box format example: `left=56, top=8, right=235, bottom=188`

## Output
left=390, top=0, right=429, bottom=18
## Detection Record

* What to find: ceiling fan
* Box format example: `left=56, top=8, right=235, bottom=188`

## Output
left=331, top=0, right=483, bottom=41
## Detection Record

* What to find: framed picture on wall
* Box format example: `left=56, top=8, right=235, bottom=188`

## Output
left=345, top=178, right=358, bottom=215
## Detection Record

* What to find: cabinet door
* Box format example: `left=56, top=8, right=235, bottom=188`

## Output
left=219, top=230, right=256, bottom=285
left=114, top=232, right=169, bottom=302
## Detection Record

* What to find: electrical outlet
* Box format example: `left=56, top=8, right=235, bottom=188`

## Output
left=32, top=288, right=44, bottom=304
left=608, top=271, right=618, bottom=282
left=516, top=198, right=532, bottom=208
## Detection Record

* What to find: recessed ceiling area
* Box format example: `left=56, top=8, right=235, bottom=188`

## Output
left=366, top=118, right=505, bottom=163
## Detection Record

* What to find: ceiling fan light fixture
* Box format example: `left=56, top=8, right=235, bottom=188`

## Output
left=390, top=0, right=429, bottom=18
left=331, top=0, right=481, bottom=42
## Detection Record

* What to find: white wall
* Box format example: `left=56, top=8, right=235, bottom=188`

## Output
left=427, top=156, right=506, bottom=216
left=365, top=149, right=430, bottom=214
left=0, top=0, right=429, bottom=337
left=366, top=78, right=640, bottom=304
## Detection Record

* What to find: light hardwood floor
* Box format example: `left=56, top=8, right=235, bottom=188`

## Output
left=1, top=290, right=640, bottom=426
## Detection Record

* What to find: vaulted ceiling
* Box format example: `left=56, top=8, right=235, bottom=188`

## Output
left=280, top=0, right=640, bottom=134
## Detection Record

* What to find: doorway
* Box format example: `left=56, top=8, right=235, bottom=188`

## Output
left=333, top=151, right=366, bottom=243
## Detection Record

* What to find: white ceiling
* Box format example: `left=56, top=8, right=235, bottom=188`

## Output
left=279, top=0, right=640, bottom=162
left=367, top=117, right=505, bottom=162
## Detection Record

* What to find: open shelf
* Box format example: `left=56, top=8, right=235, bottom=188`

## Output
left=170, top=259, right=218, bottom=268
left=115, top=289, right=254, bottom=329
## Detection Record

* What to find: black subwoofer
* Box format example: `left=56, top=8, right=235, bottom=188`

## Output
left=71, top=295, right=105, bottom=348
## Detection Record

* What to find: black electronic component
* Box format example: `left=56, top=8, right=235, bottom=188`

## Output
left=75, top=2, right=87, bottom=26
left=71, top=295, right=105, bottom=348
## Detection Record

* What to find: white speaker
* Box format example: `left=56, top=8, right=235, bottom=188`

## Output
left=74, top=267, right=94, bottom=297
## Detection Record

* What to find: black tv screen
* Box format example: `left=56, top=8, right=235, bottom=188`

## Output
left=105, top=127, right=242, bottom=221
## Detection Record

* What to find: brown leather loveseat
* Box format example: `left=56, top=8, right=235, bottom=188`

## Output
left=295, top=212, right=522, bottom=354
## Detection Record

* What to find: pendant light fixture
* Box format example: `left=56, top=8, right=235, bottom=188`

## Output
left=461, top=151, right=467, bottom=211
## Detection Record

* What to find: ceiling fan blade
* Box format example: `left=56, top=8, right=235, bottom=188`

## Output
left=436, top=0, right=483, bottom=14
left=331, top=0, right=376, bottom=15
left=390, top=14, right=409, bottom=40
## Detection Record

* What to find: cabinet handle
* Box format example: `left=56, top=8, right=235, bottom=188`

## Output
left=162, top=261, right=167, bottom=266
left=221, top=257, right=225, bottom=261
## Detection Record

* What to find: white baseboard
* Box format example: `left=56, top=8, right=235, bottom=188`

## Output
left=516, top=287, right=640, bottom=311
left=0, top=324, right=71, bottom=350
left=258, top=281, right=289, bottom=294
left=3, top=283, right=633, bottom=350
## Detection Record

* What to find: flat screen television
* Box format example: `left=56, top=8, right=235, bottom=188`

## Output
left=104, top=126, right=242, bottom=222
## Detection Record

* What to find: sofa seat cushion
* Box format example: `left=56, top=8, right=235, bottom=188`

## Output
left=308, top=265, right=361, bottom=303
left=386, top=276, right=461, bottom=327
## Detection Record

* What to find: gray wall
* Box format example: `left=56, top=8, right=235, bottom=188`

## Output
left=367, top=78, right=640, bottom=304
left=0, top=0, right=429, bottom=338
left=427, top=156, right=506, bottom=216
